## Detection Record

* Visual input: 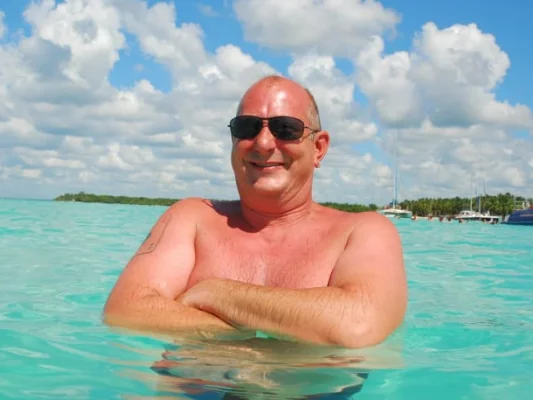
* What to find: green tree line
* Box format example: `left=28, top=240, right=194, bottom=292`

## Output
left=398, top=192, right=528, bottom=219
left=54, top=192, right=379, bottom=212
left=55, top=192, right=179, bottom=206
left=55, top=191, right=529, bottom=217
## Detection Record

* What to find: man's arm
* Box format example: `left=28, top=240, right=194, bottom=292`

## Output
left=102, top=198, right=235, bottom=337
left=182, top=212, right=407, bottom=348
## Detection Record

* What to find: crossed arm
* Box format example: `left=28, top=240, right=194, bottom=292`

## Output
left=103, top=199, right=407, bottom=348
left=103, top=199, right=240, bottom=338
left=181, top=213, right=407, bottom=348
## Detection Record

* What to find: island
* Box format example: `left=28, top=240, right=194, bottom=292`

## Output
left=54, top=191, right=530, bottom=220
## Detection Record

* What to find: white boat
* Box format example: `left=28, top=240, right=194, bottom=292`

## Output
left=453, top=167, right=500, bottom=223
left=455, top=209, right=482, bottom=220
left=454, top=209, right=500, bottom=223
left=378, top=144, right=412, bottom=219
left=454, top=198, right=501, bottom=223
left=379, top=207, right=413, bottom=219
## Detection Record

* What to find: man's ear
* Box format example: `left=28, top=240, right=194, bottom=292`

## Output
left=313, top=130, right=330, bottom=168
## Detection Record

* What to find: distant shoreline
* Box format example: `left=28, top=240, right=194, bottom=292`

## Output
left=53, top=192, right=376, bottom=213
left=52, top=191, right=530, bottom=218
left=55, top=192, right=179, bottom=207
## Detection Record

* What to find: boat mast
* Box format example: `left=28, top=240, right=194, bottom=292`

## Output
left=393, top=145, right=398, bottom=209
left=470, top=168, right=474, bottom=211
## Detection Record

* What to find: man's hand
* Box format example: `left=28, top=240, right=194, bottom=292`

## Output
left=181, top=212, right=407, bottom=349
left=103, top=198, right=237, bottom=337
left=181, top=278, right=359, bottom=346
left=179, top=279, right=222, bottom=313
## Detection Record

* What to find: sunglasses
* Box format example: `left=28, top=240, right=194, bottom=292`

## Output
left=228, top=115, right=319, bottom=141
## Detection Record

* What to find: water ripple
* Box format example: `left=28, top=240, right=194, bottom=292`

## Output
left=1, top=200, right=533, bottom=398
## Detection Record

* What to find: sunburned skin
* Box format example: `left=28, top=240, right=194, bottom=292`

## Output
left=131, top=199, right=353, bottom=290
left=104, top=75, right=407, bottom=399
left=184, top=199, right=352, bottom=290
left=135, top=213, right=172, bottom=256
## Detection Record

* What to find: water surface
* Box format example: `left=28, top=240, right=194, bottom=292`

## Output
left=1, top=199, right=532, bottom=399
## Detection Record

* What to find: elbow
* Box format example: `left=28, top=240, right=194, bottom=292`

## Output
left=101, top=294, right=138, bottom=328
left=101, top=293, right=167, bottom=331
left=101, top=300, right=124, bottom=328
left=101, top=301, right=147, bottom=332
left=329, top=313, right=403, bottom=349
left=330, top=292, right=407, bottom=349
left=329, top=323, right=387, bottom=349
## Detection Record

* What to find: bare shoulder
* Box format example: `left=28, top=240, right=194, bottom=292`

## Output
left=350, top=210, right=401, bottom=233
left=317, top=205, right=398, bottom=237
left=156, top=196, right=219, bottom=222
left=171, top=196, right=215, bottom=211
left=328, top=209, right=405, bottom=280
left=327, top=210, right=407, bottom=346
left=328, top=210, right=407, bottom=330
left=134, top=197, right=210, bottom=256
left=344, top=211, right=403, bottom=254
left=105, top=197, right=215, bottom=309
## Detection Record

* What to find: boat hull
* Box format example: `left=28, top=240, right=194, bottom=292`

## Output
left=504, top=209, right=533, bottom=226
left=453, top=210, right=500, bottom=223
left=379, top=209, right=413, bottom=219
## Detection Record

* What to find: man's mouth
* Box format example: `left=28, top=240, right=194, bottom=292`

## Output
left=249, top=161, right=284, bottom=170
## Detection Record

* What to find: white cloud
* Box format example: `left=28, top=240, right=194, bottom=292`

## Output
left=112, top=0, right=208, bottom=79
left=198, top=5, right=217, bottom=17
left=0, top=11, right=6, bottom=39
left=356, top=22, right=533, bottom=130
left=314, top=148, right=393, bottom=204
left=0, top=0, right=531, bottom=203
left=233, top=0, right=400, bottom=57
left=22, top=0, right=125, bottom=88
left=0, top=165, right=42, bottom=180
left=288, top=55, right=378, bottom=145
left=382, top=122, right=533, bottom=199
left=353, top=22, right=533, bottom=200
left=16, top=148, right=86, bottom=170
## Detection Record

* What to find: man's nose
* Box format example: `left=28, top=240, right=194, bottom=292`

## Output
left=253, top=121, right=276, bottom=151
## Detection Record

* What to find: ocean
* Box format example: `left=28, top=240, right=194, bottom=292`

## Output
left=1, top=198, right=532, bottom=399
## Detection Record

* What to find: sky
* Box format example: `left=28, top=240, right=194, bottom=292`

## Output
left=0, top=0, right=532, bottom=205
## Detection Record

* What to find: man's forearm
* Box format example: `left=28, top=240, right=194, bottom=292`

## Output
left=184, top=280, right=377, bottom=347
left=103, top=294, right=236, bottom=338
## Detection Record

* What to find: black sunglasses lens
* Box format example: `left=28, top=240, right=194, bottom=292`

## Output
left=269, top=117, right=305, bottom=140
left=229, top=116, right=306, bottom=140
left=230, top=116, right=262, bottom=139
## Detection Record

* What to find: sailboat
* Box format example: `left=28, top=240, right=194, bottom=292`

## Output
left=454, top=174, right=481, bottom=221
left=378, top=146, right=412, bottom=219
left=453, top=167, right=500, bottom=223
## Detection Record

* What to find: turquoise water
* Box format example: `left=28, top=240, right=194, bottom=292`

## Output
left=1, top=198, right=532, bottom=399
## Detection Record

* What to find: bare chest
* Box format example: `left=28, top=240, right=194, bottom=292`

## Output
left=187, top=225, right=347, bottom=290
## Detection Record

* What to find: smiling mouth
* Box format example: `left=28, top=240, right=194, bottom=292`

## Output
left=249, top=161, right=285, bottom=169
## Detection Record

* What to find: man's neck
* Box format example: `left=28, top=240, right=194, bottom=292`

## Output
left=239, top=196, right=315, bottom=232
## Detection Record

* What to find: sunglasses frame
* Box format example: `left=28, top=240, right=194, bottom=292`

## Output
left=228, top=115, right=320, bottom=141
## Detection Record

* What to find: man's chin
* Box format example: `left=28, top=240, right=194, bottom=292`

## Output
left=245, top=179, right=286, bottom=198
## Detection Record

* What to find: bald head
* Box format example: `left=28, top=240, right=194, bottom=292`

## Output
left=236, top=75, right=322, bottom=131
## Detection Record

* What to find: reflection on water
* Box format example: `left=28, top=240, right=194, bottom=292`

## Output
left=113, top=332, right=405, bottom=399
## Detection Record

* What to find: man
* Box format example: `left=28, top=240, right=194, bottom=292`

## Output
left=103, top=75, right=407, bottom=397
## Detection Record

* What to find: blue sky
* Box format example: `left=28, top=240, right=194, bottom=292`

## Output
left=384, top=0, right=533, bottom=111
left=0, top=0, right=532, bottom=203
left=4, top=0, right=528, bottom=105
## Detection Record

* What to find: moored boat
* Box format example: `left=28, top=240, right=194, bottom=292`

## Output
left=503, top=208, right=533, bottom=226
left=379, top=207, right=413, bottom=219
left=453, top=209, right=501, bottom=223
